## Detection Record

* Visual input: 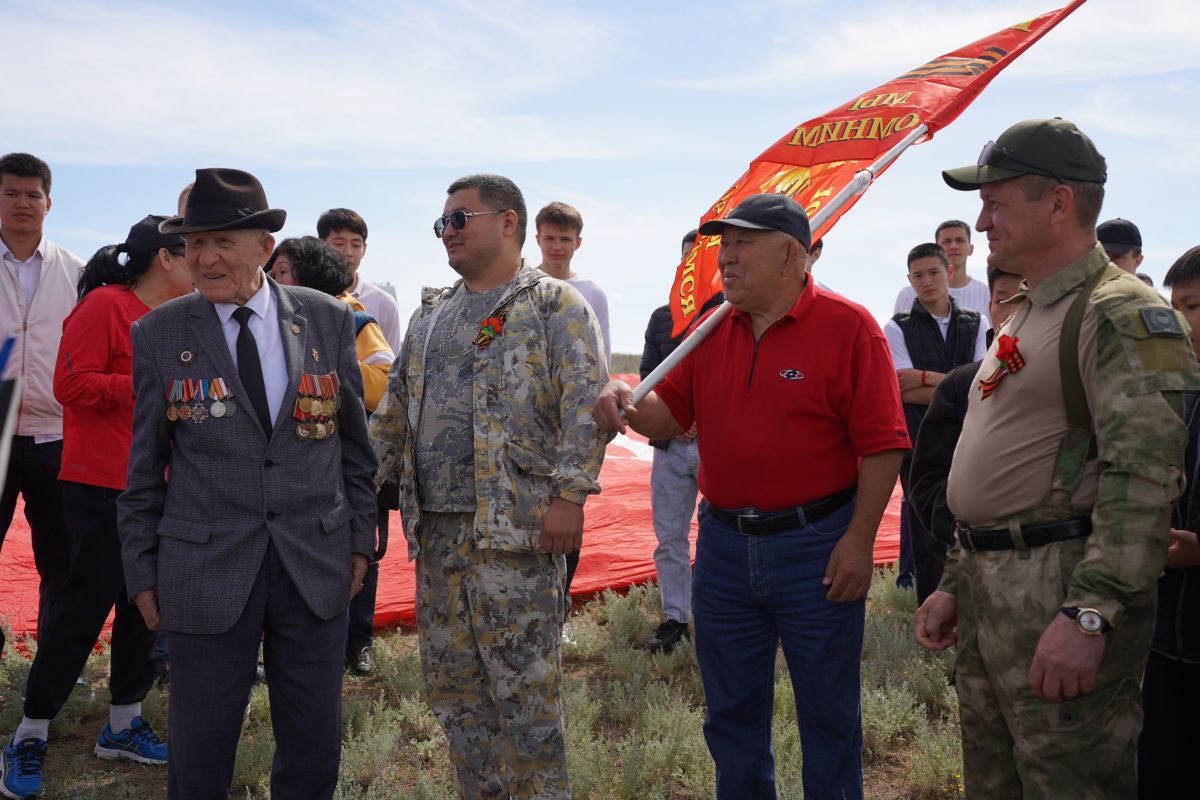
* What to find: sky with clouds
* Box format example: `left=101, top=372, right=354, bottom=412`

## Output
left=7, top=0, right=1198, bottom=353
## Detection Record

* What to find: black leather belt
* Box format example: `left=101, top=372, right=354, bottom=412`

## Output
left=956, top=518, right=1092, bottom=552
left=707, top=486, right=857, bottom=536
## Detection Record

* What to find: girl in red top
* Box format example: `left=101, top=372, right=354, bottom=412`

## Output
left=4, top=216, right=191, bottom=787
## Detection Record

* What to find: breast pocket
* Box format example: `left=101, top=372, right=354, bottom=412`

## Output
left=498, top=318, right=552, bottom=395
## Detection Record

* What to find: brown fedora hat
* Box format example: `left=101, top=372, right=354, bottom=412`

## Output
left=159, top=168, right=286, bottom=235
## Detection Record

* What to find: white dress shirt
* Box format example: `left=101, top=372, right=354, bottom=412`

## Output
left=0, top=235, right=46, bottom=309
left=214, top=275, right=289, bottom=425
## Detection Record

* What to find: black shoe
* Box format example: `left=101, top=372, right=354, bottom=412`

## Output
left=347, top=649, right=372, bottom=677
left=647, top=619, right=690, bottom=654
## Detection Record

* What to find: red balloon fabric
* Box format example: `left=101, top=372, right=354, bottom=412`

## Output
left=0, top=375, right=901, bottom=637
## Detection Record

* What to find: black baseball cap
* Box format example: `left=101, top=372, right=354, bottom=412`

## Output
left=126, top=215, right=184, bottom=258
left=1097, top=218, right=1142, bottom=255
left=698, top=193, right=811, bottom=251
left=943, top=118, right=1107, bottom=191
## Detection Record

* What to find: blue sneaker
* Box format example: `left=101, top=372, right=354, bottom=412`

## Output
left=93, top=717, right=167, bottom=765
left=0, top=737, right=46, bottom=799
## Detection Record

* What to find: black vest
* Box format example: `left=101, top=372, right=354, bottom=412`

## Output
left=892, top=297, right=981, bottom=443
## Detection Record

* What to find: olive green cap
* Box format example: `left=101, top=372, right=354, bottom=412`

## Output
left=943, top=118, right=1107, bottom=191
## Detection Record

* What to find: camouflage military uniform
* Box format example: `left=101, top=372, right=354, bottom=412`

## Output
left=370, top=264, right=607, bottom=799
left=941, top=245, right=1200, bottom=798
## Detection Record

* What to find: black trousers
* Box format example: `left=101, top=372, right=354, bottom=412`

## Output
left=1138, top=649, right=1200, bottom=799
left=900, top=461, right=947, bottom=606
left=346, top=495, right=387, bottom=656
left=24, top=481, right=157, bottom=719
left=0, top=436, right=72, bottom=653
left=167, top=542, right=347, bottom=800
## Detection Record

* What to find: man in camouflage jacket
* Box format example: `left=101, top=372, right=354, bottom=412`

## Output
left=370, top=174, right=606, bottom=799
left=915, top=119, right=1200, bottom=798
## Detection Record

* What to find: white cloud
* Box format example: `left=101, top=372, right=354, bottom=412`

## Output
left=657, top=0, right=1200, bottom=94
left=8, top=0, right=694, bottom=167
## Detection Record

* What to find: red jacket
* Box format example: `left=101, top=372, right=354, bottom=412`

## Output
left=54, top=285, right=149, bottom=490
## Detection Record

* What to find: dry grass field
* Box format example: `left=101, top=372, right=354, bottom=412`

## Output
left=0, top=568, right=964, bottom=798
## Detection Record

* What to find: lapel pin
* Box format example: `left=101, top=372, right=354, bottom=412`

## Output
left=291, top=323, right=301, bottom=334
left=311, top=348, right=320, bottom=362
left=179, top=350, right=194, bottom=365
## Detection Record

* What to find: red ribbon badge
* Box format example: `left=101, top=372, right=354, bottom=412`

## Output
left=978, top=334, right=1025, bottom=399
left=473, top=314, right=506, bottom=349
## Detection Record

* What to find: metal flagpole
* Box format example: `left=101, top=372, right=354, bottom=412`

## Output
left=630, top=123, right=930, bottom=405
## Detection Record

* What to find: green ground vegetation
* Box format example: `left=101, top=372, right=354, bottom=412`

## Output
left=0, top=568, right=962, bottom=798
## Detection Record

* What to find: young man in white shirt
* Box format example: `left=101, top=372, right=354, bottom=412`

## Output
left=317, top=207, right=399, bottom=676
left=0, top=152, right=84, bottom=659
left=884, top=243, right=988, bottom=604
left=894, top=220, right=991, bottom=321
left=534, top=201, right=610, bottom=367
left=533, top=201, right=610, bottom=599
left=318, top=208, right=402, bottom=351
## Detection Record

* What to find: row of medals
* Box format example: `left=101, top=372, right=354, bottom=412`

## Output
left=296, top=394, right=339, bottom=440
left=166, top=381, right=236, bottom=424
left=167, top=398, right=237, bottom=423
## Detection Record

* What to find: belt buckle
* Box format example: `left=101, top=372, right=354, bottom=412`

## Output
left=737, top=509, right=761, bottom=535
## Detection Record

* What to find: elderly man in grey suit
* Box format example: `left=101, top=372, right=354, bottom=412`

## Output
left=118, top=168, right=377, bottom=800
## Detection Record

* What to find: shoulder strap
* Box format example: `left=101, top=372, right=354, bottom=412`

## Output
left=1052, top=264, right=1125, bottom=497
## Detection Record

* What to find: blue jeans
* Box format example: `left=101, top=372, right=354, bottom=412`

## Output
left=693, top=498, right=865, bottom=800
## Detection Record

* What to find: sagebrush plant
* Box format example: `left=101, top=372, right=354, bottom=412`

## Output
left=0, top=569, right=964, bottom=798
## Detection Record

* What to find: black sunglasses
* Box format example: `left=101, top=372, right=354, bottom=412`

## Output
left=977, top=140, right=1065, bottom=184
left=433, top=209, right=510, bottom=238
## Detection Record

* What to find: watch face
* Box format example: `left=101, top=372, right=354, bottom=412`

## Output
left=1078, top=610, right=1104, bottom=633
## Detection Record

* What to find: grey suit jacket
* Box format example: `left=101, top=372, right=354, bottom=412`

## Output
left=118, top=280, right=378, bottom=635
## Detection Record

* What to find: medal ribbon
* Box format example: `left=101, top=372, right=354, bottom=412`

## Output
left=978, top=334, right=1025, bottom=400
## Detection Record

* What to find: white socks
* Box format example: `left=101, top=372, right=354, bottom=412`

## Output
left=12, top=703, right=142, bottom=744
left=14, top=718, right=49, bottom=743
left=109, top=703, right=141, bottom=734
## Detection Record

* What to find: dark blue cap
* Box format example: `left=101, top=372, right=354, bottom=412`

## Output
left=698, top=193, right=811, bottom=252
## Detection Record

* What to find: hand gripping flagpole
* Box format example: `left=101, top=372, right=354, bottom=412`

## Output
left=630, top=123, right=930, bottom=406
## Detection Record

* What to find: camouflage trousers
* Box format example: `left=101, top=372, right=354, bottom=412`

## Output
left=954, top=538, right=1154, bottom=799
left=415, top=512, right=570, bottom=800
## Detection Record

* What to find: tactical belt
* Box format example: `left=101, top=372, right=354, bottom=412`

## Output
left=956, top=518, right=1092, bottom=552
left=708, top=486, right=857, bottom=536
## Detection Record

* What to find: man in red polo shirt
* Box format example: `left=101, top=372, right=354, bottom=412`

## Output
left=593, top=193, right=908, bottom=800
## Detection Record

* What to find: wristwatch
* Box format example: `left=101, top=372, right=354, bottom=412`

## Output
left=1061, top=607, right=1110, bottom=636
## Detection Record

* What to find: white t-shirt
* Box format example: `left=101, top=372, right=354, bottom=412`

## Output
left=894, top=276, right=991, bottom=327
left=884, top=308, right=988, bottom=370
left=567, top=275, right=611, bottom=368
left=350, top=275, right=403, bottom=352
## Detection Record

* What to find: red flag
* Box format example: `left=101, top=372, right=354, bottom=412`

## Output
left=670, top=0, right=1086, bottom=336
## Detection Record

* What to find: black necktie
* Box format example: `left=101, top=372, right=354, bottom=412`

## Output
left=232, top=306, right=273, bottom=436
